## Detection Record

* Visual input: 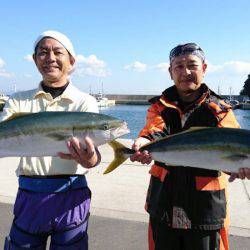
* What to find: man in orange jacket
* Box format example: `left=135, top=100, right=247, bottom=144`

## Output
left=131, top=43, right=250, bottom=250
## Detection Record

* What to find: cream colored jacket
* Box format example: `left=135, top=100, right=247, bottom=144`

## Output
left=0, top=83, right=99, bottom=176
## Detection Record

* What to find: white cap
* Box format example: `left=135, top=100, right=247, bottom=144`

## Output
left=33, top=30, right=76, bottom=59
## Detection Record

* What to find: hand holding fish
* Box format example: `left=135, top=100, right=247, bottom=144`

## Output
left=228, top=168, right=250, bottom=182
left=58, top=136, right=101, bottom=168
left=130, top=137, right=152, bottom=164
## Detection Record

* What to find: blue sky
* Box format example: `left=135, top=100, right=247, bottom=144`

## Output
left=0, top=0, right=250, bottom=95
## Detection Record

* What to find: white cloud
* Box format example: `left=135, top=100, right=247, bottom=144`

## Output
left=203, top=60, right=250, bottom=95
left=24, top=54, right=33, bottom=62
left=0, top=70, right=12, bottom=78
left=0, top=57, right=13, bottom=78
left=124, top=61, right=147, bottom=72
left=23, top=73, right=32, bottom=78
left=124, top=61, right=170, bottom=73
left=74, top=54, right=110, bottom=77
left=205, top=60, right=250, bottom=94
left=0, top=58, right=5, bottom=68
left=207, top=60, right=250, bottom=75
left=155, top=62, right=169, bottom=73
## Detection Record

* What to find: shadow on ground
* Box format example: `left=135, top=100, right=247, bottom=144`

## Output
left=1, top=202, right=249, bottom=250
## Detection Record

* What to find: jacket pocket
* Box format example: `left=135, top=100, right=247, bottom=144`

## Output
left=193, top=188, right=227, bottom=226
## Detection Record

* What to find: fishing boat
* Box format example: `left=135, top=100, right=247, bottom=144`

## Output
left=228, top=99, right=240, bottom=109
left=241, top=100, right=250, bottom=110
left=96, top=93, right=115, bottom=107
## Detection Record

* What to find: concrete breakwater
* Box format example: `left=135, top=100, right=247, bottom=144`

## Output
left=106, top=94, right=155, bottom=105
left=105, top=94, right=249, bottom=107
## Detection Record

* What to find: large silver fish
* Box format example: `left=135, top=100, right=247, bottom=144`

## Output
left=104, top=127, right=250, bottom=174
left=0, top=111, right=129, bottom=157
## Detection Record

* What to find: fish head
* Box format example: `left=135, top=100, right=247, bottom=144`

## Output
left=74, top=113, right=130, bottom=146
left=91, top=118, right=129, bottom=145
left=109, top=120, right=130, bottom=139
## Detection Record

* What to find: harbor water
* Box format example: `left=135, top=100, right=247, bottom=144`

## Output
left=100, top=105, right=250, bottom=139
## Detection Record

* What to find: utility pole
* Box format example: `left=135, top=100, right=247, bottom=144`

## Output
left=101, top=81, right=104, bottom=97
left=217, top=86, right=220, bottom=95
left=229, top=86, right=232, bottom=100
left=89, top=83, right=92, bottom=95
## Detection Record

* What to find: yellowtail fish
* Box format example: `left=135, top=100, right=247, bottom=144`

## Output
left=0, top=112, right=129, bottom=157
left=104, top=127, right=250, bottom=174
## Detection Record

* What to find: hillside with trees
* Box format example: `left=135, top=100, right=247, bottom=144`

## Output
left=240, top=75, right=250, bottom=97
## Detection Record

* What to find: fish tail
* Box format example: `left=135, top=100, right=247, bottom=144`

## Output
left=103, top=140, right=134, bottom=174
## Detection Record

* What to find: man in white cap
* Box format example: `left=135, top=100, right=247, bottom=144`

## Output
left=3, top=31, right=99, bottom=249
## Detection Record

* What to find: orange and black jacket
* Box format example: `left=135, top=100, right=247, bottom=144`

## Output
left=140, top=84, right=240, bottom=230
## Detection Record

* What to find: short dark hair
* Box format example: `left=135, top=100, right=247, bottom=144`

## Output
left=169, top=43, right=205, bottom=63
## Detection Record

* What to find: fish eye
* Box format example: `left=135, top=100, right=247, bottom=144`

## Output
left=103, top=124, right=109, bottom=130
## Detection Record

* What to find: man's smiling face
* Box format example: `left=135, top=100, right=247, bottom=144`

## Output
left=169, top=54, right=207, bottom=95
left=33, top=38, right=74, bottom=87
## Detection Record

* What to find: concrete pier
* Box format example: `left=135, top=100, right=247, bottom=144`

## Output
left=0, top=139, right=249, bottom=249
left=105, top=94, right=249, bottom=106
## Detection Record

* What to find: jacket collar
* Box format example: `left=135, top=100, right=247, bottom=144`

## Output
left=160, top=83, right=216, bottom=110
left=33, top=82, right=81, bottom=103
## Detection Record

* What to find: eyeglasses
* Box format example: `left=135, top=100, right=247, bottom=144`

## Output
left=169, top=43, right=205, bottom=62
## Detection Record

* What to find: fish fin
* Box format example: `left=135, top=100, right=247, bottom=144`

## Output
left=222, top=154, right=248, bottom=162
left=148, top=127, right=210, bottom=142
left=162, top=127, right=210, bottom=139
left=4, top=112, right=30, bottom=121
left=46, top=132, right=73, bottom=141
left=103, top=140, right=133, bottom=174
left=175, top=127, right=210, bottom=136
left=187, top=126, right=210, bottom=131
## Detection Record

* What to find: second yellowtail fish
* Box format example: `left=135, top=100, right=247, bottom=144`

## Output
left=104, top=127, right=250, bottom=174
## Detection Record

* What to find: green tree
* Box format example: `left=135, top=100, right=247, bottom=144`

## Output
left=240, top=75, right=250, bottom=97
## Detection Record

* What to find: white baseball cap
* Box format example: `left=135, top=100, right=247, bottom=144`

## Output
left=33, top=30, right=76, bottom=59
